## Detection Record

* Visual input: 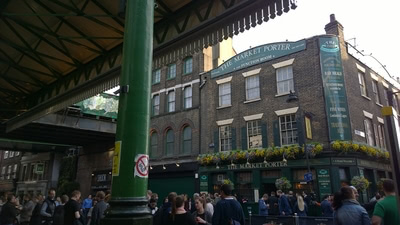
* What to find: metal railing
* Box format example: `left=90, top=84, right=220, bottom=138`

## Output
left=249, top=214, right=333, bottom=225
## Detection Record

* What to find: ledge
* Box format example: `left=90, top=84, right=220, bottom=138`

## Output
left=376, top=103, right=383, bottom=107
left=217, top=105, right=232, bottom=110
left=361, top=95, right=371, bottom=101
left=244, top=98, right=261, bottom=104
left=275, top=92, right=291, bottom=97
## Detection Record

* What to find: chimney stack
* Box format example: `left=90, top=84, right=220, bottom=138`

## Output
left=325, top=14, right=344, bottom=39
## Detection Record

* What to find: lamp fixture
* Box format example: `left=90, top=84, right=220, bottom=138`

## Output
left=150, top=166, right=153, bottom=170
left=175, top=163, right=180, bottom=167
left=231, top=160, right=235, bottom=166
left=162, top=165, right=166, bottom=170
left=286, top=90, right=298, bottom=103
left=263, top=157, right=267, bottom=164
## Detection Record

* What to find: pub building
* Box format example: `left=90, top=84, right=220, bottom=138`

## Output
left=195, top=14, right=396, bottom=206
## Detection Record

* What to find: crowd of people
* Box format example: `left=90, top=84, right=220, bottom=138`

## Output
left=0, top=189, right=110, bottom=225
left=0, top=178, right=398, bottom=225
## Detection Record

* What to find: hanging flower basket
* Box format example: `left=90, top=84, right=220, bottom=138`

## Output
left=275, top=177, right=292, bottom=191
left=331, top=141, right=389, bottom=160
left=351, top=176, right=370, bottom=191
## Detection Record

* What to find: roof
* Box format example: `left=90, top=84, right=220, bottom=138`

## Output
left=0, top=0, right=297, bottom=132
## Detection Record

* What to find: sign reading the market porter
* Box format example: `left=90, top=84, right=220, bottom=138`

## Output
left=319, top=36, right=352, bottom=141
left=211, top=40, right=306, bottom=78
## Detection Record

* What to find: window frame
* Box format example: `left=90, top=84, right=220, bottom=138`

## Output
left=372, top=80, right=381, bottom=104
left=218, top=82, right=231, bottom=107
left=182, top=126, right=192, bottom=154
left=183, top=86, right=192, bottom=109
left=167, top=91, right=175, bottom=113
left=152, top=69, right=161, bottom=84
left=150, top=132, right=158, bottom=157
left=247, top=120, right=262, bottom=149
left=358, top=71, right=367, bottom=97
left=183, top=57, right=193, bottom=75
left=364, top=118, right=375, bottom=146
left=377, top=124, right=386, bottom=149
left=219, top=125, right=232, bottom=152
left=276, top=66, right=294, bottom=95
left=245, top=75, right=260, bottom=101
left=9, top=151, right=14, bottom=158
left=165, top=129, right=174, bottom=156
left=167, top=63, right=176, bottom=80
left=152, top=94, right=160, bottom=116
left=279, top=114, right=298, bottom=146
left=383, top=88, right=389, bottom=106
left=4, top=151, right=9, bottom=159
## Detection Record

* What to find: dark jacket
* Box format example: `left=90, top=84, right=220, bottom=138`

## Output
left=153, top=202, right=172, bottom=225
left=30, top=202, right=43, bottom=225
left=258, top=199, right=268, bottom=216
left=321, top=199, right=334, bottom=217
left=192, top=210, right=212, bottom=225
left=278, top=195, right=292, bottom=215
left=333, top=200, right=371, bottom=225
left=91, top=200, right=108, bottom=225
left=267, top=196, right=279, bottom=215
left=53, top=205, right=65, bottom=225
left=293, top=202, right=307, bottom=216
left=41, top=198, right=57, bottom=222
left=212, top=198, right=245, bottom=225
left=0, top=201, right=18, bottom=224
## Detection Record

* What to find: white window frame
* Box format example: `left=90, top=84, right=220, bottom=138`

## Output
left=183, top=86, right=192, bottom=109
left=183, top=57, right=193, bottom=75
left=9, top=151, right=14, bottom=158
left=167, top=91, right=175, bottom=113
left=358, top=71, right=367, bottom=97
left=279, top=114, right=298, bottom=146
left=167, top=63, right=176, bottom=79
left=219, top=82, right=231, bottom=107
left=377, top=123, right=386, bottom=149
left=364, top=118, right=375, bottom=146
left=4, top=151, right=9, bottom=159
left=15, top=151, right=20, bottom=156
left=245, top=75, right=260, bottom=101
left=383, top=88, right=389, bottom=106
left=276, top=66, right=294, bottom=95
left=152, top=95, right=160, bottom=116
left=247, top=120, right=262, bottom=149
left=219, top=125, right=232, bottom=152
left=7, top=165, right=11, bottom=180
left=371, top=80, right=381, bottom=104
left=152, top=69, right=161, bottom=84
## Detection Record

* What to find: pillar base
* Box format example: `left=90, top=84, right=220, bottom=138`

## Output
left=101, top=197, right=152, bottom=225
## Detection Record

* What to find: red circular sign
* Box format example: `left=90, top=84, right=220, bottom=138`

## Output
left=135, top=155, right=149, bottom=177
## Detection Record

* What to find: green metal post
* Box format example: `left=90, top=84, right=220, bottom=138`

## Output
left=101, top=0, right=153, bottom=224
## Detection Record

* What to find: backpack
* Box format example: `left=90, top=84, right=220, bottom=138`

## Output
left=53, top=205, right=65, bottom=225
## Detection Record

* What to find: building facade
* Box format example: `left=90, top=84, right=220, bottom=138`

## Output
left=0, top=150, right=21, bottom=194
left=195, top=15, right=397, bottom=205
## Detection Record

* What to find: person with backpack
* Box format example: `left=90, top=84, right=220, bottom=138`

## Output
left=40, top=188, right=57, bottom=225
left=212, top=184, right=245, bottom=225
left=53, top=195, right=69, bottom=225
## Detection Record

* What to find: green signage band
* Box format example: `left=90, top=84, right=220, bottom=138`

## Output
left=211, top=40, right=306, bottom=78
left=319, top=36, right=352, bottom=141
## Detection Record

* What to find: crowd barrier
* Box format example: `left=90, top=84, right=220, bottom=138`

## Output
left=249, top=215, right=333, bottom=225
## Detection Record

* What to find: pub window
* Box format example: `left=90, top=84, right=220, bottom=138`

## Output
left=372, top=80, right=381, bottom=104
left=279, top=114, right=298, bottom=145
left=261, top=170, right=282, bottom=178
left=339, top=167, right=350, bottom=186
left=247, top=120, right=262, bottom=149
left=377, top=171, right=386, bottom=180
left=364, top=118, right=375, bottom=146
left=245, top=75, right=260, bottom=101
left=219, top=82, right=231, bottom=107
left=183, top=57, right=193, bottom=75
left=152, top=95, right=160, bottom=116
left=165, top=129, right=174, bottom=156
left=235, top=172, right=254, bottom=202
left=152, top=69, right=161, bottom=84
left=167, top=64, right=176, bottom=79
left=293, top=169, right=316, bottom=181
left=219, top=125, right=232, bottom=151
left=358, top=71, right=367, bottom=97
left=167, top=91, right=175, bottom=113
left=276, top=66, right=294, bottom=95
left=212, top=173, right=227, bottom=194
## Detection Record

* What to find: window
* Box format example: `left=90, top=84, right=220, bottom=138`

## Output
left=219, top=83, right=231, bottom=107
left=393, top=95, right=399, bottom=112
left=246, top=75, right=260, bottom=100
left=15, top=152, right=20, bottom=156
left=276, top=66, right=294, bottom=95
left=378, top=124, right=386, bottom=149
left=166, top=129, right=174, bottom=156
left=219, top=125, right=232, bottom=151
left=4, top=151, right=9, bottom=159
left=167, top=91, right=175, bottom=112
left=279, top=114, right=298, bottom=145
left=247, top=120, right=262, bottom=149
left=183, top=57, right=193, bottom=74
left=150, top=132, right=158, bottom=157
left=7, top=165, right=11, bottom=179
left=372, top=80, right=381, bottom=104
left=152, top=95, right=160, bottom=116
left=383, top=88, right=389, bottom=106
left=152, top=69, right=161, bottom=84
left=1, top=166, right=5, bottom=180
left=13, top=164, right=17, bottom=179
left=184, top=86, right=192, bottom=109
left=9, top=151, right=14, bottom=158
left=182, top=126, right=192, bottom=154
left=358, top=71, right=367, bottom=96
left=167, top=64, right=176, bottom=79
left=235, top=172, right=254, bottom=201
left=364, top=118, right=375, bottom=146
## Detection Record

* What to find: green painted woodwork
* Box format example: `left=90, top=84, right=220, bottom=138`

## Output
left=281, top=168, right=292, bottom=181
left=297, top=116, right=305, bottom=146
left=349, top=166, right=360, bottom=178
left=317, top=168, right=332, bottom=201
left=252, top=170, right=261, bottom=189
left=110, top=0, right=153, bottom=198
left=273, top=120, right=280, bottom=147
left=287, top=158, right=330, bottom=167
left=241, top=127, right=247, bottom=150
left=330, top=167, right=341, bottom=193
left=149, top=176, right=195, bottom=206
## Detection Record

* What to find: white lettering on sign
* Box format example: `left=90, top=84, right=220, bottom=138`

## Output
left=134, top=154, right=149, bottom=178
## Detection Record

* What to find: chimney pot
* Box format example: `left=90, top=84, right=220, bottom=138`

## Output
left=330, top=14, right=336, bottom=22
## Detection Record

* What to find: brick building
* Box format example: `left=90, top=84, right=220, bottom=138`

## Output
left=148, top=14, right=398, bottom=205
left=0, top=150, right=21, bottom=194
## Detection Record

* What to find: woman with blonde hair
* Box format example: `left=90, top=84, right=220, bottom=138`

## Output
left=294, top=194, right=307, bottom=216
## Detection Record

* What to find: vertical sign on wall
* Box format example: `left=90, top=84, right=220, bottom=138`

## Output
left=200, top=174, right=208, bottom=193
left=317, top=169, right=332, bottom=201
left=319, top=36, right=352, bottom=141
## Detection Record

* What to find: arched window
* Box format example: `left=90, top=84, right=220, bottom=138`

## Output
left=166, top=129, right=174, bottom=156
left=182, top=126, right=192, bottom=154
left=150, top=132, right=158, bottom=157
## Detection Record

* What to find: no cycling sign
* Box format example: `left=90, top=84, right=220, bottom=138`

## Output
left=134, top=154, right=149, bottom=178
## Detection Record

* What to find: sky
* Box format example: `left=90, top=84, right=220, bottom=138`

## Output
left=233, top=0, right=400, bottom=82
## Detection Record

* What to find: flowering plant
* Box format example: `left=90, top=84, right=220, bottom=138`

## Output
left=275, top=177, right=292, bottom=191
left=331, top=141, right=389, bottom=160
left=351, top=176, right=370, bottom=191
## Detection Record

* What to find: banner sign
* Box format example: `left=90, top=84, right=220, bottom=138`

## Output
left=319, top=36, right=352, bottom=141
left=211, top=40, right=306, bottom=78
left=75, top=93, right=119, bottom=119
left=317, top=168, right=332, bottom=201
